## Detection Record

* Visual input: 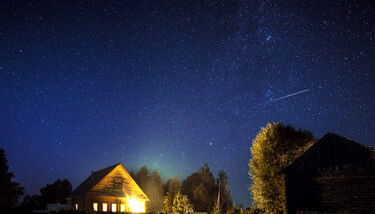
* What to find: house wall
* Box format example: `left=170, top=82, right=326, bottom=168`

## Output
left=85, top=195, right=130, bottom=212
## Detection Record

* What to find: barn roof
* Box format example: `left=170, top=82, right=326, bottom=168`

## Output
left=283, top=133, right=375, bottom=172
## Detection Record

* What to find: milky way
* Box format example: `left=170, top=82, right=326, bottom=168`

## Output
left=0, top=0, right=374, bottom=207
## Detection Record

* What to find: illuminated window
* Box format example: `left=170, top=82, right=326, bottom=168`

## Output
left=103, top=203, right=108, bottom=212
left=112, top=203, right=117, bottom=212
left=75, top=203, right=78, bottom=210
left=93, top=203, right=98, bottom=211
left=140, top=201, right=145, bottom=212
left=120, top=204, right=125, bottom=213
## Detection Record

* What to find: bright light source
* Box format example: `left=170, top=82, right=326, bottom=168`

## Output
left=112, top=203, right=117, bottom=212
left=128, top=198, right=145, bottom=213
left=103, top=203, right=108, bottom=212
left=93, top=203, right=98, bottom=211
left=120, top=204, right=125, bottom=212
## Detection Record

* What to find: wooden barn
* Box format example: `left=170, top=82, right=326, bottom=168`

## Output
left=283, top=133, right=375, bottom=214
left=67, top=163, right=149, bottom=212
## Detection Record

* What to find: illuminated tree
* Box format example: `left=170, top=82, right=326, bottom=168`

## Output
left=173, top=192, right=193, bottom=214
left=162, top=193, right=173, bottom=213
left=0, top=148, right=24, bottom=212
left=249, top=123, right=315, bottom=213
left=163, top=176, right=181, bottom=212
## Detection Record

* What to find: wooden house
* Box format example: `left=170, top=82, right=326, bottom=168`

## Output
left=283, top=133, right=375, bottom=214
left=67, top=163, right=149, bottom=212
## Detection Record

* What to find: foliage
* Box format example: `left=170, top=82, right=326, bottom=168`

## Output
left=249, top=123, right=315, bottom=213
left=20, top=194, right=43, bottom=212
left=0, top=148, right=24, bottom=212
left=135, top=166, right=164, bottom=213
left=163, top=176, right=181, bottom=212
left=172, top=192, right=193, bottom=214
left=135, top=166, right=151, bottom=190
left=40, top=179, right=72, bottom=206
left=217, top=170, right=233, bottom=213
left=162, top=193, right=172, bottom=213
left=149, top=171, right=164, bottom=212
left=181, top=163, right=217, bottom=212
left=210, top=206, right=220, bottom=214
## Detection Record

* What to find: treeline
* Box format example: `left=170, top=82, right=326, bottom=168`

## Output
left=0, top=148, right=73, bottom=213
left=0, top=147, right=235, bottom=213
left=130, top=163, right=233, bottom=213
left=0, top=149, right=73, bottom=213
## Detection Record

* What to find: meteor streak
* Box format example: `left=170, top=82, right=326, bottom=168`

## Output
left=255, top=89, right=310, bottom=107
left=271, top=89, right=309, bottom=102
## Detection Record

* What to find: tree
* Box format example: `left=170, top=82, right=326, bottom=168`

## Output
left=163, top=176, right=181, bottom=212
left=135, top=166, right=164, bottom=212
left=135, top=166, right=151, bottom=191
left=217, top=171, right=233, bottom=213
left=0, top=148, right=24, bottom=212
left=129, top=170, right=136, bottom=180
left=20, top=194, right=43, bottom=212
left=148, top=171, right=164, bottom=212
left=162, top=194, right=173, bottom=213
left=181, top=163, right=216, bottom=212
left=173, top=192, right=193, bottom=214
left=249, top=123, right=316, bottom=213
left=40, top=179, right=72, bottom=206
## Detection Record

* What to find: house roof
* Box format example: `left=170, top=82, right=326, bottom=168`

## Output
left=68, top=163, right=149, bottom=200
left=283, top=133, right=375, bottom=172
left=69, top=163, right=120, bottom=197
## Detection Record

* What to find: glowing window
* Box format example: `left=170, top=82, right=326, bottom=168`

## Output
left=120, top=204, right=125, bottom=213
left=75, top=203, right=78, bottom=210
left=93, top=203, right=98, bottom=211
left=141, top=201, right=145, bottom=212
left=112, top=203, right=117, bottom=212
left=103, top=203, right=108, bottom=212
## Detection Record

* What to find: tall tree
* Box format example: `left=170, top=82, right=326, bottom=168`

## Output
left=135, top=166, right=151, bottom=191
left=40, top=179, right=72, bottom=206
left=135, top=167, right=164, bottom=212
left=217, top=171, right=232, bottom=213
left=181, top=163, right=216, bottom=212
left=0, top=148, right=24, bottom=212
left=148, top=171, right=164, bottom=212
left=163, top=176, right=181, bottom=212
left=249, top=123, right=316, bottom=213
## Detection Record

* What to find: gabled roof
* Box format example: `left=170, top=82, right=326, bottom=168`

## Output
left=69, top=163, right=120, bottom=197
left=68, top=163, right=149, bottom=200
left=284, top=133, right=375, bottom=172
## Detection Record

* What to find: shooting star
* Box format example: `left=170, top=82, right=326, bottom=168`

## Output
left=255, top=89, right=310, bottom=107
left=271, top=89, right=309, bottom=102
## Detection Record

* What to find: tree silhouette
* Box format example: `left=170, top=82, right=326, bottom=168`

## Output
left=40, top=179, right=72, bottom=206
left=0, top=148, right=24, bottom=212
left=181, top=163, right=216, bottom=212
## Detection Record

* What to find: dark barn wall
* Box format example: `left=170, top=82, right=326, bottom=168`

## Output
left=284, top=134, right=375, bottom=214
left=285, top=168, right=375, bottom=214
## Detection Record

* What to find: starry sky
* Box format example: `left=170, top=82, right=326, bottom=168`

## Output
left=1, top=0, right=374, bottom=207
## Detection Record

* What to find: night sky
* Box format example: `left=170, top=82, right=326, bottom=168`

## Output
left=1, top=0, right=374, bottom=207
